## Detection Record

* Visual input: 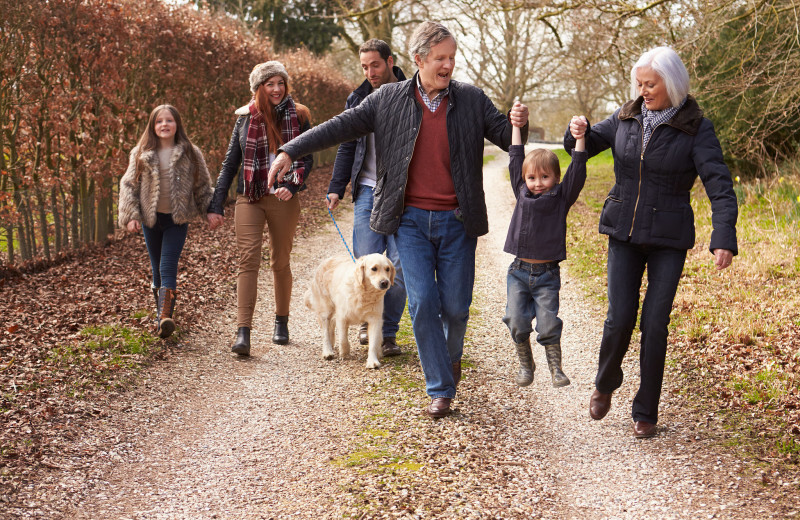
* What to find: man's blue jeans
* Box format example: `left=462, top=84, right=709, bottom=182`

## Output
left=596, top=237, right=686, bottom=424
left=141, top=212, right=188, bottom=290
left=503, top=259, right=562, bottom=346
left=395, top=206, right=476, bottom=399
left=353, top=184, right=406, bottom=338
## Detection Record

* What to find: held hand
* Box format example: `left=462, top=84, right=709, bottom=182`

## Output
left=207, top=213, right=224, bottom=230
left=267, top=152, right=293, bottom=190
left=509, top=102, right=529, bottom=128
left=326, top=193, right=340, bottom=210
left=274, top=187, right=293, bottom=201
left=126, top=220, right=141, bottom=233
left=713, top=248, right=734, bottom=270
left=570, top=115, right=588, bottom=140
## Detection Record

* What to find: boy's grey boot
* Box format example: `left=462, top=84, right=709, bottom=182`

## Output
left=544, top=344, right=570, bottom=387
left=514, top=338, right=535, bottom=387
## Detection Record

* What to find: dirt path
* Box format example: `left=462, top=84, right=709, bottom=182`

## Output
left=7, top=147, right=793, bottom=519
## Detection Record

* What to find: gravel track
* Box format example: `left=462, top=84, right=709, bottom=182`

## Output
left=6, top=147, right=794, bottom=519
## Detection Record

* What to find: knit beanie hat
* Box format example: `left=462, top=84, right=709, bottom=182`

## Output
left=249, top=61, right=290, bottom=93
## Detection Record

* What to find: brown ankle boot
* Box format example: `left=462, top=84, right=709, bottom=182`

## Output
left=157, top=288, right=177, bottom=339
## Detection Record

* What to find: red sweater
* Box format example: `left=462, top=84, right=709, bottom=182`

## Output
left=404, top=89, right=458, bottom=210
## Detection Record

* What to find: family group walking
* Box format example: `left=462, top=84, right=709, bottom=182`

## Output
left=118, top=20, right=738, bottom=438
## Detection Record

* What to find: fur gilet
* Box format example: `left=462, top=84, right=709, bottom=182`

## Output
left=118, top=142, right=213, bottom=229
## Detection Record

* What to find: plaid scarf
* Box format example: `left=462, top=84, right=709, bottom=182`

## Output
left=243, top=96, right=304, bottom=202
left=641, top=97, right=686, bottom=152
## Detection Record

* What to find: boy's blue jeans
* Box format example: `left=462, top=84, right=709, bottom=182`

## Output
left=352, top=184, right=406, bottom=338
left=503, top=259, right=562, bottom=346
left=395, top=206, right=476, bottom=399
left=141, top=212, right=188, bottom=290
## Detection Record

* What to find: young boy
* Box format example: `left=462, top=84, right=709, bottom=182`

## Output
left=503, top=111, right=587, bottom=387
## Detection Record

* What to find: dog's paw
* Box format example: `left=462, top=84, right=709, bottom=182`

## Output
left=322, top=350, right=336, bottom=361
left=365, top=358, right=381, bottom=369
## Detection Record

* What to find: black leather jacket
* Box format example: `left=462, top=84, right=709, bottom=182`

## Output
left=209, top=102, right=313, bottom=214
left=564, top=95, right=738, bottom=254
left=281, top=72, right=525, bottom=237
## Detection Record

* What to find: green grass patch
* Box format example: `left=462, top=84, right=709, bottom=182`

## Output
left=47, top=323, right=159, bottom=391
left=482, top=154, right=496, bottom=165
left=729, top=369, right=790, bottom=407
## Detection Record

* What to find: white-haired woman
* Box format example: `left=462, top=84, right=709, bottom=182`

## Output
left=207, top=61, right=313, bottom=356
left=563, top=46, right=738, bottom=438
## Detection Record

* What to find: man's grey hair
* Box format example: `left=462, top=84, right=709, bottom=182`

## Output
left=630, top=46, right=690, bottom=107
left=408, top=21, right=457, bottom=64
left=359, top=39, right=392, bottom=61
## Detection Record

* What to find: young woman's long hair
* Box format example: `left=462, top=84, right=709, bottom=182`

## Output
left=134, top=104, right=198, bottom=180
left=254, top=79, right=311, bottom=154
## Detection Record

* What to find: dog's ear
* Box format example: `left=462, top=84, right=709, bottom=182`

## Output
left=356, top=257, right=366, bottom=286
left=388, top=260, right=396, bottom=286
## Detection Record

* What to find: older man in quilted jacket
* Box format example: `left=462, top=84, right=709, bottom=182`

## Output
left=269, top=21, right=529, bottom=418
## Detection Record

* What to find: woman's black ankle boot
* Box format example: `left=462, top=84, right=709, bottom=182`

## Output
left=272, top=315, right=289, bottom=345
left=231, top=327, right=251, bottom=356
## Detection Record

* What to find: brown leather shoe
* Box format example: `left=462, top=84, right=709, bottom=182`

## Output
left=425, top=397, right=452, bottom=418
left=452, top=361, right=462, bottom=387
left=633, top=421, right=657, bottom=438
left=589, top=389, right=612, bottom=420
left=382, top=337, right=402, bottom=357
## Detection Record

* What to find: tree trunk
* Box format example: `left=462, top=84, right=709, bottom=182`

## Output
left=4, top=226, right=13, bottom=265
left=70, top=181, right=80, bottom=246
left=24, top=196, right=37, bottom=258
left=35, top=188, right=51, bottom=260
left=51, top=186, right=62, bottom=253
left=95, top=176, right=112, bottom=244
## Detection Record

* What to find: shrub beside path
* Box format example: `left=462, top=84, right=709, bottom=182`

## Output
left=6, top=148, right=794, bottom=519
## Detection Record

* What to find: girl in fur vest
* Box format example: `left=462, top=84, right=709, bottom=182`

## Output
left=119, top=104, right=213, bottom=338
left=207, top=61, right=313, bottom=356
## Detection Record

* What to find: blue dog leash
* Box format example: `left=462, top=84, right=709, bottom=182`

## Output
left=326, top=195, right=356, bottom=263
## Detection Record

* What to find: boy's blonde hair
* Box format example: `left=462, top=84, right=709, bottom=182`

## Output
left=522, top=148, right=561, bottom=182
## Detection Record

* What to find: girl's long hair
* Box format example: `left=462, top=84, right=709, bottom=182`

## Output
left=254, top=78, right=311, bottom=154
left=134, top=104, right=198, bottom=180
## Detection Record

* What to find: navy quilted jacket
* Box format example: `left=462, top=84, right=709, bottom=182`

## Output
left=281, top=72, right=525, bottom=237
left=563, top=96, right=738, bottom=254
left=329, top=66, right=406, bottom=201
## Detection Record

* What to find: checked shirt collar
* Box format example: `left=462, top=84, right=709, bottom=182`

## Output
left=416, top=75, right=449, bottom=112
left=641, top=97, right=686, bottom=151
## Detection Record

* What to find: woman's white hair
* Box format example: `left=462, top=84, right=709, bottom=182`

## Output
left=408, top=21, right=457, bottom=64
left=630, top=46, right=690, bottom=107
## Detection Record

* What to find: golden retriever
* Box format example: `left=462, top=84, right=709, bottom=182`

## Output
left=304, top=253, right=396, bottom=369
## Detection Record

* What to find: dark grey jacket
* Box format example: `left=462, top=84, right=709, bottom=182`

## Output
left=329, top=66, right=406, bottom=201
left=281, top=72, right=526, bottom=237
left=504, top=146, right=587, bottom=261
left=564, top=96, right=738, bottom=254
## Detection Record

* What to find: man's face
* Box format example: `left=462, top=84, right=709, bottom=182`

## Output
left=415, top=37, right=456, bottom=96
left=360, top=51, right=394, bottom=89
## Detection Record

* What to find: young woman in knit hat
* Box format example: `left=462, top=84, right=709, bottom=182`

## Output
left=207, top=61, right=313, bottom=356
left=119, top=104, right=213, bottom=338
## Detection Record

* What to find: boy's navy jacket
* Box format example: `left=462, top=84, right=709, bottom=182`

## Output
left=503, top=146, right=587, bottom=261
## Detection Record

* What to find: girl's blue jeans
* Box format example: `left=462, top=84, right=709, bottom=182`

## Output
left=141, top=212, right=188, bottom=290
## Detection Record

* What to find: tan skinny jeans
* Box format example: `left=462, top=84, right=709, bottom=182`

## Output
left=234, top=193, right=300, bottom=328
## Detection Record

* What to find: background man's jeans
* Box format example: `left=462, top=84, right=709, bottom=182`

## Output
left=503, top=259, right=562, bottom=346
left=395, top=206, right=476, bottom=399
left=352, top=184, right=406, bottom=338
left=142, top=212, right=188, bottom=290
left=596, top=237, right=686, bottom=424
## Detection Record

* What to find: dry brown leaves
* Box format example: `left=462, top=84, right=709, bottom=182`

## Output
left=0, top=167, right=331, bottom=498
